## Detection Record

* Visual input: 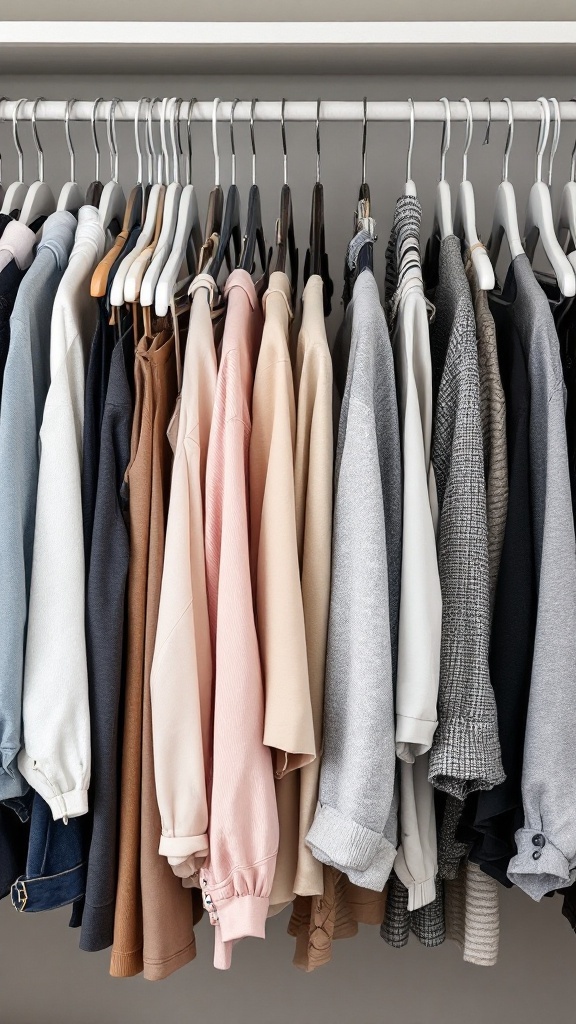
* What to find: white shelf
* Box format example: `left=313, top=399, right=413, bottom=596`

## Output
left=0, top=21, right=575, bottom=75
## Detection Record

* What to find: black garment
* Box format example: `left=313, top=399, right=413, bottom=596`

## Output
left=0, top=214, right=12, bottom=239
left=81, top=223, right=139, bottom=561
left=458, top=272, right=537, bottom=886
left=0, top=260, right=27, bottom=408
left=80, top=328, right=134, bottom=952
left=0, top=794, right=32, bottom=899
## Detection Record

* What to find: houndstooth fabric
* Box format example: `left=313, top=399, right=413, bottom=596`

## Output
left=425, top=235, right=504, bottom=800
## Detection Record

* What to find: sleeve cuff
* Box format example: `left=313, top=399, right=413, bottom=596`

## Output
left=507, top=828, right=576, bottom=900
left=428, top=716, right=505, bottom=799
left=396, top=714, right=438, bottom=762
left=159, top=833, right=209, bottom=877
left=45, top=788, right=88, bottom=821
left=306, top=802, right=397, bottom=892
left=393, top=859, right=436, bottom=912
left=217, top=893, right=269, bottom=944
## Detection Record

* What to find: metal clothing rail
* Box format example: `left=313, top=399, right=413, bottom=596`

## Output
left=1, top=99, right=576, bottom=124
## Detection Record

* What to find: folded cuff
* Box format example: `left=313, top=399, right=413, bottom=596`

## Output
left=428, top=715, right=505, bottom=799
left=306, top=803, right=397, bottom=892
left=45, top=789, right=88, bottom=821
left=393, top=856, right=436, bottom=912
left=507, top=828, right=576, bottom=901
left=159, top=833, right=209, bottom=877
left=396, top=715, right=438, bottom=762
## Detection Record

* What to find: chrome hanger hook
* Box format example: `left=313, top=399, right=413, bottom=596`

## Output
left=535, top=96, right=550, bottom=184
left=65, top=99, right=77, bottom=182
left=502, top=97, right=514, bottom=182
left=107, top=97, right=120, bottom=182
left=250, top=99, right=258, bottom=186
left=406, top=97, right=415, bottom=184
left=170, top=97, right=183, bottom=185
left=439, top=97, right=451, bottom=182
left=91, top=97, right=104, bottom=182
left=461, top=97, right=473, bottom=182
left=482, top=98, right=492, bottom=146
left=547, top=97, right=561, bottom=187
left=147, top=98, right=162, bottom=185
left=159, top=97, right=173, bottom=185
left=31, top=98, right=46, bottom=182
left=230, top=98, right=239, bottom=186
left=316, top=98, right=321, bottom=184
left=570, top=97, right=576, bottom=183
left=134, top=97, right=149, bottom=185
left=361, top=97, right=368, bottom=186
left=212, top=97, right=221, bottom=187
left=185, top=98, right=197, bottom=186
left=12, top=98, right=26, bottom=183
left=281, top=98, right=288, bottom=186
left=0, top=98, right=7, bottom=185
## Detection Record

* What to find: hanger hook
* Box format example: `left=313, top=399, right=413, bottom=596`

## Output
left=134, top=97, right=149, bottom=185
left=159, top=97, right=172, bottom=185
left=536, top=96, right=550, bottom=184
left=482, top=98, right=492, bottom=146
left=65, top=99, right=77, bottom=183
left=570, top=97, right=576, bottom=183
left=406, top=97, right=415, bottom=184
left=0, top=98, right=6, bottom=185
left=439, top=97, right=451, bottom=182
left=361, top=97, right=368, bottom=186
left=230, top=98, right=239, bottom=186
left=185, top=98, right=197, bottom=186
left=250, top=99, right=258, bottom=186
left=502, top=97, right=514, bottom=182
left=460, top=97, right=473, bottom=182
left=212, top=97, right=221, bottom=187
left=91, top=96, right=104, bottom=183
left=170, top=97, right=183, bottom=185
left=12, top=98, right=26, bottom=183
left=281, top=98, right=288, bottom=186
left=147, top=98, right=162, bottom=185
left=107, top=97, right=120, bottom=182
left=31, top=98, right=46, bottom=183
left=316, top=98, right=321, bottom=184
left=547, top=97, right=561, bottom=188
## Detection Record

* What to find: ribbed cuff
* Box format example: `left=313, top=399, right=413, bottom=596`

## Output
left=45, top=788, right=89, bottom=821
left=507, top=829, right=575, bottom=901
left=306, top=803, right=397, bottom=892
left=217, top=894, right=269, bottom=944
left=396, top=715, right=438, bottom=762
left=428, top=716, right=505, bottom=799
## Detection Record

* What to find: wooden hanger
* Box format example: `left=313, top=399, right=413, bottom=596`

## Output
left=431, top=97, right=453, bottom=242
left=56, top=99, right=84, bottom=216
left=454, top=98, right=495, bottom=290
left=19, top=98, right=56, bottom=227
left=303, top=100, right=333, bottom=316
left=524, top=97, right=575, bottom=297
left=155, top=98, right=202, bottom=317
left=488, top=98, right=524, bottom=272
left=1, top=99, right=28, bottom=217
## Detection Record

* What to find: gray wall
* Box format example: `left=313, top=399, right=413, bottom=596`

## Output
left=0, top=68, right=575, bottom=1022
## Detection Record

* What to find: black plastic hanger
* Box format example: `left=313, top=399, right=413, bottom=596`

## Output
left=273, top=99, right=299, bottom=296
left=303, top=99, right=333, bottom=317
left=209, top=98, right=242, bottom=283
left=239, top=100, right=270, bottom=279
left=85, top=97, right=104, bottom=208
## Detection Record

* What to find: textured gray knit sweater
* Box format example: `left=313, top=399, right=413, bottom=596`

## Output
left=427, top=235, right=503, bottom=799
left=306, top=269, right=402, bottom=891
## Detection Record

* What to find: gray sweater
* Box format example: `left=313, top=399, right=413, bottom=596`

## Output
left=0, top=212, right=76, bottom=801
left=427, top=236, right=503, bottom=800
left=504, top=255, right=576, bottom=900
left=306, top=269, right=402, bottom=891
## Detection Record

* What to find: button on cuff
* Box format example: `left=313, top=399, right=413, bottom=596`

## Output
left=507, top=828, right=575, bottom=900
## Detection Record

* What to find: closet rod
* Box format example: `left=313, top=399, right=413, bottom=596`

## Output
left=1, top=99, right=576, bottom=124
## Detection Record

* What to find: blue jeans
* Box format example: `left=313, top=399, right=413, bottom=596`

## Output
left=0, top=792, right=32, bottom=898
left=11, top=793, right=86, bottom=914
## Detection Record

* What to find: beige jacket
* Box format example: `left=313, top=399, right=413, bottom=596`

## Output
left=150, top=276, right=221, bottom=880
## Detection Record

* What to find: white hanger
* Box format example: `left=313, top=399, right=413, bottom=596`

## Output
left=97, top=98, right=125, bottom=237
left=155, top=98, right=202, bottom=317
left=1, top=99, right=29, bottom=217
left=557, top=97, right=576, bottom=272
left=122, top=97, right=168, bottom=305
left=140, top=97, right=183, bottom=309
left=432, top=97, right=453, bottom=241
left=19, top=98, right=56, bottom=227
left=487, top=97, right=525, bottom=269
left=56, top=99, right=84, bottom=215
left=110, top=97, right=162, bottom=308
left=404, top=98, right=417, bottom=198
left=524, top=96, right=575, bottom=297
left=454, top=98, right=495, bottom=290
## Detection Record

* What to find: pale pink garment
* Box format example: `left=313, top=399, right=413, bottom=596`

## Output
left=201, top=269, right=279, bottom=970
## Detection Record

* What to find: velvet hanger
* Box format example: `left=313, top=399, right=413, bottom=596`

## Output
left=209, top=98, right=242, bottom=284
left=303, top=99, right=333, bottom=317
left=239, top=100, right=270, bottom=279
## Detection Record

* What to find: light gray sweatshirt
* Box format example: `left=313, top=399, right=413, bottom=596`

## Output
left=0, top=211, right=76, bottom=801
left=505, top=255, right=576, bottom=900
left=306, top=269, right=402, bottom=891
